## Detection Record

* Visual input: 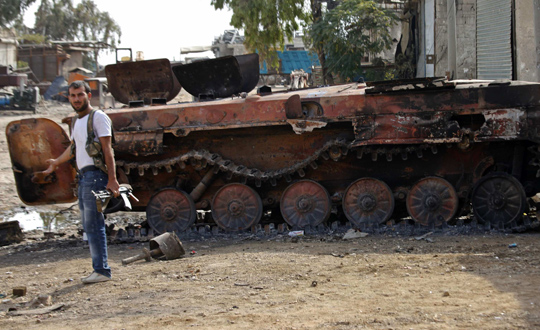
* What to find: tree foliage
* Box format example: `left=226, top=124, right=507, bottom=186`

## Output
left=30, top=0, right=121, bottom=71
left=211, top=0, right=308, bottom=69
left=213, top=0, right=398, bottom=84
left=0, top=0, right=36, bottom=28
left=33, top=0, right=76, bottom=39
left=74, top=0, right=121, bottom=70
left=307, top=0, right=397, bottom=81
left=75, top=0, right=121, bottom=46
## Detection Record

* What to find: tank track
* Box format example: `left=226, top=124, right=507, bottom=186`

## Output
left=115, top=139, right=440, bottom=186
left=115, top=140, right=540, bottom=232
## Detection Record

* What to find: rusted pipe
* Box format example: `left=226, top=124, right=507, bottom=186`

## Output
left=189, top=169, right=215, bottom=202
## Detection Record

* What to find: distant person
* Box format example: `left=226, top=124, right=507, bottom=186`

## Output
left=44, top=80, right=120, bottom=284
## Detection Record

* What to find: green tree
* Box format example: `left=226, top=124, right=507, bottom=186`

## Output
left=0, top=0, right=36, bottom=28
left=74, top=0, right=121, bottom=71
left=307, top=0, right=340, bottom=85
left=31, top=0, right=120, bottom=72
left=307, top=0, right=397, bottom=82
left=211, top=0, right=308, bottom=69
left=213, top=0, right=397, bottom=84
left=33, top=0, right=76, bottom=39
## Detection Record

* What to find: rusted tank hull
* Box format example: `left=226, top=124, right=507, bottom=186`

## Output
left=119, top=128, right=537, bottom=208
left=6, top=56, right=540, bottom=232
left=97, top=79, right=540, bottom=230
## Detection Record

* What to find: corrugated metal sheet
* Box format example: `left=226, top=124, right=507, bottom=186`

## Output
left=477, top=0, right=513, bottom=80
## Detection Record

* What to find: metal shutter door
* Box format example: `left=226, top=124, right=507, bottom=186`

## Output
left=477, top=0, right=513, bottom=79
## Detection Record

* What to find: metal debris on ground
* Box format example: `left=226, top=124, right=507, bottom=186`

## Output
left=342, top=228, right=369, bottom=240
left=414, top=232, right=434, bottom=241
left=288, top=230, right=304, bottom=237
left=122, top=232, right=185, bottom=265
left=12, top=286, right=26, bottom=297
left=29, top=294, right=52, bottom=307
left=0, top=221, right=24, bottom=246
left=7, top=303, right=65, bottom=316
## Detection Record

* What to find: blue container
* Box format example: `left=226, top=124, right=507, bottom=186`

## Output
left=0, top=96, right=11, bottom=106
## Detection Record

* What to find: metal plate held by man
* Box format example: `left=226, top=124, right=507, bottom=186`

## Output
left=6, top=118, right=76, bottom=205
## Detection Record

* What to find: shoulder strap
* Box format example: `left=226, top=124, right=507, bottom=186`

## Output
left=85, top=109, right=109, bottom=174
left=70, top=115, right=77, bottom=135
left=87, top=109, right=114, bottom=143
left=87, top=109, right=96, bottom=141
left=70, top=116, right=77, bottom=158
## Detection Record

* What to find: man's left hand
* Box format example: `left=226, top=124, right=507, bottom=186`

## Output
left=106, top=179, right=121, bottom=198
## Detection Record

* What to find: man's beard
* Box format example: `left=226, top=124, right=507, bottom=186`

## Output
left=71, top=98, right=89, bottom=113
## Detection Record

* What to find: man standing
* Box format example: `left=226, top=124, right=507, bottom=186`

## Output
left=44, top=80, right=120, bottom=284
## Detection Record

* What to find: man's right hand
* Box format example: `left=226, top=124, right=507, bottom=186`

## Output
left=43, top=159, right=58, bottom=174
left=41, top=144, right=74, bottom=175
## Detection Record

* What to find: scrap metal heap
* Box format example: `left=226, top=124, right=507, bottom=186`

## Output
left=0, top=65, right=40, bottom=112
left=6, top=54, right=540, bottom=234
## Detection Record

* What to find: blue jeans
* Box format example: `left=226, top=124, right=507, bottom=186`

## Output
left=78, top=169, right=111, bottom=278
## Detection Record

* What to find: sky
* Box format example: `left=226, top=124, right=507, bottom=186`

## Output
left=23, top=0, right=235, bottom=66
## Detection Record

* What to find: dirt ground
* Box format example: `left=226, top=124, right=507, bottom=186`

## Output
left=1, top=101, right=540, bottom=330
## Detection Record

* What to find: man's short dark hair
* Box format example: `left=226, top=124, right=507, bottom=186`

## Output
left=69, top=80, right=91, bottom=93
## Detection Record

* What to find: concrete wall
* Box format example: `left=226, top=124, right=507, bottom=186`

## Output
left=417, top=0, right=436, bottom=77
left=429, top=0, right=539, bottom=82
left=0, top=29, right=18, bottom=68
left=0, top=40, right=17, bottom=68
left=537, top=0, right=540, bottom=81
left=379, top=13, right=405, bottom=63
left=432, top=0, right=476, bottom=79
left=435, top=0, right=450, bottom=77
left=515, top=0, right=540, bottom=82
left=63, top=51, right=84, bottom=77
left=454, top=0, right=476, bottom=79
left=377, top=2, right=406, bottom=63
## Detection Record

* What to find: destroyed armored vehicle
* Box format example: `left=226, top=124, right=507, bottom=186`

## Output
left=6, top=53, right=540, bottom=234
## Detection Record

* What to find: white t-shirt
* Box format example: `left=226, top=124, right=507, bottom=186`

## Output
left=71, top=110, right=112, bottom=170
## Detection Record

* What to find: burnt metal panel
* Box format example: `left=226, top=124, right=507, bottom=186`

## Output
left=236, top=54, right=260, bottom=93
left=114, top=131, right=164, bottom=156
left=105, top=58, right=181, bottom=105
left=354, top=115, right=375, bottom=140
left=365, top=77, right=454, bottom=94
left=6, top=118, right=76, bottom=205
left=172, top=54, right=259, bottom=99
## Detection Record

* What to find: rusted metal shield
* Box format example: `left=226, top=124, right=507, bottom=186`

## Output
left=105, top=59, right=181, bottom=105
left=172, top=53, right=259, bottom=99
left=6, top=118, right=76, bottom=205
